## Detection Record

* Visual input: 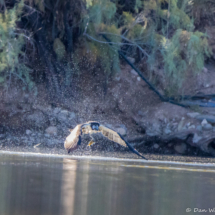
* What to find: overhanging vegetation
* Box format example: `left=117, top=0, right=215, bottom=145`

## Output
left=0, top=0, right=213, bottom=99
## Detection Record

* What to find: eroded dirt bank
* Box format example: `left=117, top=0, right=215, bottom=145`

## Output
left=1, top=62, right=215, bottom=159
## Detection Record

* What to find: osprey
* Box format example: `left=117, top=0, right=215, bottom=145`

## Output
left=64, top=121, right=147, bottom=160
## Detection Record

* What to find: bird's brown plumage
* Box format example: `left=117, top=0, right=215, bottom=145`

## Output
left=81, top=122, right=127, bottom=147
left=98, top=125, right=128, bottom=147
left=64, top=124, right=83, bottom=153
left=64, top=121, right=147, bottom=159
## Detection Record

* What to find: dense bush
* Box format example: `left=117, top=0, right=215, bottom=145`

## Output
left=0, top=0, right=213, bottom=96
left=0, top=0, right=35, bottom=90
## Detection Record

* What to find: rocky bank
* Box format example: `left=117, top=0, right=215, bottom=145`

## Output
left=1, top=62, right=215, bottom=159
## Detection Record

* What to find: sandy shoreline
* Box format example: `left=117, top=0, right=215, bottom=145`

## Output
left=1, top=148, right=215, bottom=166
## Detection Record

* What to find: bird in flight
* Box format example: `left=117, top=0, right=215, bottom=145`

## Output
left=64, top=121, right=147, bottom=159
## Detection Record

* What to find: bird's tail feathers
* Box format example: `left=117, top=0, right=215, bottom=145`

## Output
left=121, top=135, right=147, bottom=160
left=128, top=145, right=147, bottom=160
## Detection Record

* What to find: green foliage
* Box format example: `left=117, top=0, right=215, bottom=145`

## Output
left=2, top=0, right=212, bottom=96
left=134, top=0, right=143, bottom=12
left=189, top=0, right=215, bottom=26
left=161, top=29, right=211, bottom=90
left=127, top=0, right=212, bottom=94
left=86, top=0, right=93, bottom=9
left=75, top=0, right=211, bottom=91
left=27, top=0, right=45, bottom=12
left=122, top=12, right=134, bottom=26
left=88, top=0, right=116, bottom=26
left=75, top=0, right=120, bottom=76
left=53, top=38, right=66, bottom=60
left=0, top=0, right=35, bottom=91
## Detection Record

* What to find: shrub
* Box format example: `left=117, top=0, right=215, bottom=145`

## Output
left=0, top=0, right=35, bottom=91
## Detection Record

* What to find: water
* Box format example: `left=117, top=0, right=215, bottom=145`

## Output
left=0, top=153, right=215, bottom=215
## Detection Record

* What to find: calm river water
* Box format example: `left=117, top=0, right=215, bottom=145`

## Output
left=0, top=153, right=215, bottom=215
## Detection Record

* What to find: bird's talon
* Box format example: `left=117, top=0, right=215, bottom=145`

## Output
left=87, top=140, right=95, bottom=147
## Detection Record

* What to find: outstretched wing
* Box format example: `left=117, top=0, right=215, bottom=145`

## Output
left=98, top=125, right=128, bottom=147
left=65, top=122, right=147, bottom=159
left=81, top=123, right=128, bottom=147
left=99, top=125, right=147, bottom=160
left=64, top=124, right=82, bottom=153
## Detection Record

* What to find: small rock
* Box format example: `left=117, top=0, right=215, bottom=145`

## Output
left=201, top=119, right=208, bottom=126
left=28, top=142, right=33, bottom=147
left=186, top=122, right=191, bottom=127
left=58, top=110, right=69, bottom=122
left=45, top=134, right=50, bottom=138
left=27, top=111, right=47, bottom=128
left=138, top=110, right=148, bottom=117
left=29, top=136, right=35, bottom=142
left=53, top=107, right=61, bottom=115
left=115, top=76, right=120, bottom=81
left=69, top=112, right=76, bottom=120
left=202, top=67, right=208, bottom=73
left=188, top=125, right=195, bottom=129
left=202, top=123, right=213, bottom=131
left=61, top=110, right=69, bottom=115
left=146, top=123, right=162, bottom=136
left=25, top=129, right=32, bottom=135
left=174, top=143, right=187, bottom=154
left=0, top=134, right=6, bottom=140
left=171, top=123, right=178, bottom=132
left=47, top=139, right=60, bottom=147
left=178, top=117, right=185, bottom=131
left=164, top=127, right=171, bottom=135
left=45, top=126, right=57, bottom=135
left=193, top=133, right=202, bottom=144
left=127, top=57, right=135, bottom=64
left=59, top=110, right=69, bottom=119
left=153, top=143, right=159, bottom=149
left=187, top=112, right=200, bottom=118
left=172, top=122, right=178, bottom=126
left=182, top=126, right=187, bottom=130
left=197, top=115, right=215, bottom=124
left=115, top=127, right=127, bottom=136
left=137, top=77, right=141, bottom=81
left=196, top=125, right=202, bottom=131
left=130, top=69, right=138, bottom=76
left=204, top=83, right=210, bottom=88
left=49, top=117, right=57, bottom=126
left=105, top=124, right=112, bottom=128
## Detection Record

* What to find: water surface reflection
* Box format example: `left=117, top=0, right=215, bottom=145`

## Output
left=0, top=154, right=215, bottom=215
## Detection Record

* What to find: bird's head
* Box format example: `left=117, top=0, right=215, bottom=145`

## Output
left=90, top=122, right=100, bottom=131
